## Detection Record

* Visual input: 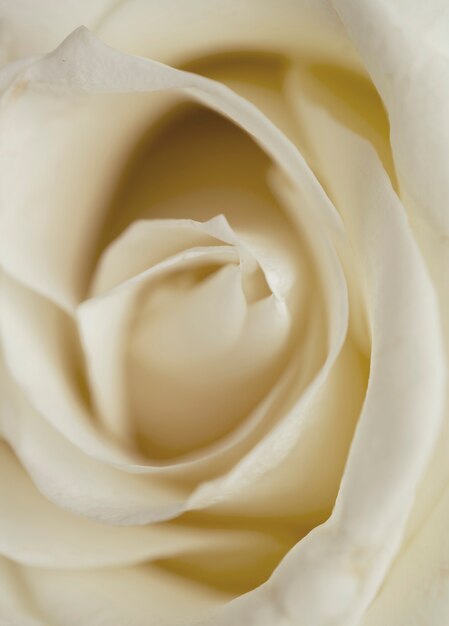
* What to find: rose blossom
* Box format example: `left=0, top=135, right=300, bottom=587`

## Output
left=0, top=1, right=448, bottom=625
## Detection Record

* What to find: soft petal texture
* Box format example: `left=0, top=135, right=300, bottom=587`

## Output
left=0, top=0, right=115, bottom=61
left=80, top=214, right=292, bottom=456
left=0, top=556, right=44, bottom=626
left=0, top=28, right=350, bottom=517
left=330, top=0, right=449, bottom=236
left=0, top=441, right=286, bottom=570
left=0, top=0, right=350, bottom=64
left=0, top=87, right=173, bottom=311
left=78, top=243, right=241, bottom=447
left=1, top=253, right=335, bottom=523
left=128, top=265, right=290, bottom=458
left=0, top=356, right=188, bottom=524
left=216, top=88, right=445, bottom=625
left=14, top=561, right=229, bottom=626
left=1, top=12, right=446, bottom=626
left=90, top=216, right=238, bottom=296
left=326, top=2, right=449, bottom=622
left=1, top=27, right=339, bottom=310
left=189, top=170, right=351, bottom=514
left=361, top=481, right=449, bottom=626
left=0, top=275, right=134, bottom=464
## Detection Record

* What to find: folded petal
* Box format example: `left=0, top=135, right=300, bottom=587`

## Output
left=330, top=0, right=449, bottom=238
left=0, top=556, right=44, bottom=626
left=0, top=26, right=341, bottom=312
left=221, top=91, right=445, bottom=626
left=20, top=562, right=228, bottom=626
left=78, top=245, right=240, bottom=446
left=0, top=0, right=115, bottom=61
left=91, top=216, right=237, bottom=296
left=0, top=440, right=286, bottom=571
left=189, top=170, right=350, bottom=513
left=95, top=0, right=353, bottom=68
left=361, top=479, right=449, bottom=625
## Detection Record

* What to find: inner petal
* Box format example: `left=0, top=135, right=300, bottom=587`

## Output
left=128, top=260, right=290, bottom=459
left=80, top=92, right=311, bottom=462
left=98, top=103, right=306, bottom=270
left=91, top=215, right=240, bottom=297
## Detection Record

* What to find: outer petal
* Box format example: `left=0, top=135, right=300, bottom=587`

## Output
left=94, top=0, right=355, bottom=68
left=361, top=479, right=449, bottom=625
left=0, top=556, right=44, bottom=626
left=215, top=94, right=445, bottom=626
left=0, top=27, right=340, bottom=311
left=328, top=2, right=449, bottom=622
left=0, top=440, right=285, bottom=570
left=330, top=0, right=449, bottom=237
left=13, top=560, right=229, bottom=626
left=0, top=0, right=359, bottom=69
left=0, top=0, right=115, bottom=61
left=0, top=29, right=333, bottom=537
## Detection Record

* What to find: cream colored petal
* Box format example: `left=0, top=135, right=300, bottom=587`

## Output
left=95, top=0, right=356, bottom=69
left=0, top=440, right=285, bottom=570
left=77, top=274, right=137, bottom=444
left=0, top=0, right=116, bottom=60
left=188, top=171, right=349, bottom=511
left=0, top=28, right=349, bottom=532
left=20, top=563, right=228, bottom=626
left=81, top=207, right=293, bottom=458
left=0, top=556, right=44, bottom=626
left=199, top=336, right=366, bottom=521
left=327, top=13, right=449, bottom=617
left=220, top=101, right=445, bottom=625
left=0, top=274, right=133, bottom=464
left=1, top=262, right=299, bottom=523
left=130, top=270, right=290, bottom=458
left=330, top=0, right=449, bottom=238
left=0, top=365, right=187, bottom=524
left=1, top=0, right=356, bottom=70
left=0, top=333, right=190, bottom=525
left=131, top=265, right=247, bottom=369
left=0, top=86, right=178, bottom=312
left=0, top=55, right=40, bottom=90
left=3, top=352, right=291, bottom=536
left=78, top=245, right=238, bottom=443
left=1, top=28, right=335, bottom=458
left=361, top=479, right=449, bottom=625
left=0, top=266, right=289, bottom=524
left=0, top=27, right=344, bottom=470
left=91, top=215, right=237, bottom=296
left=0, top=26, right=340, bottom=312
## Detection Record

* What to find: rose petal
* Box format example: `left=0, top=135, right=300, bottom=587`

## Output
left=129, top=269, right=289, bottom=458
left=91, top=215, right=238, bottom=296
left=0, top=0, right=116, bottom=61
left=0, top=86, right=176, bottom=311
left=1, top=255, right=316, bottom=523
left=330, top=0, right=449, bottom=238
left=218, top=89, right=445, bottom=625
left=78, top=245, right=240, bottom=445
left=19, top=562, right=228, bottom=626
left=0, top=364, right=187, bottom=524
left=188, top=167, right=350, bottom=512
left=0, top=29, right=350, bottom=529
left=95, top=0, right=355, bottom=70
left=361, top=479, right=449, bottom=625
left=0, top=556, right=44, bottom=626
left=328, top=10, right=449, bottom=615
left=0, top=26, right=342, bottom=312
left=0, top=274, right=133, bottom=463
left=0, top=440, right=287, bottom=570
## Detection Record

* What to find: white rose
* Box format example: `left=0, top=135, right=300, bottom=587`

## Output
left=0, top=1, right=447, bottom=625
